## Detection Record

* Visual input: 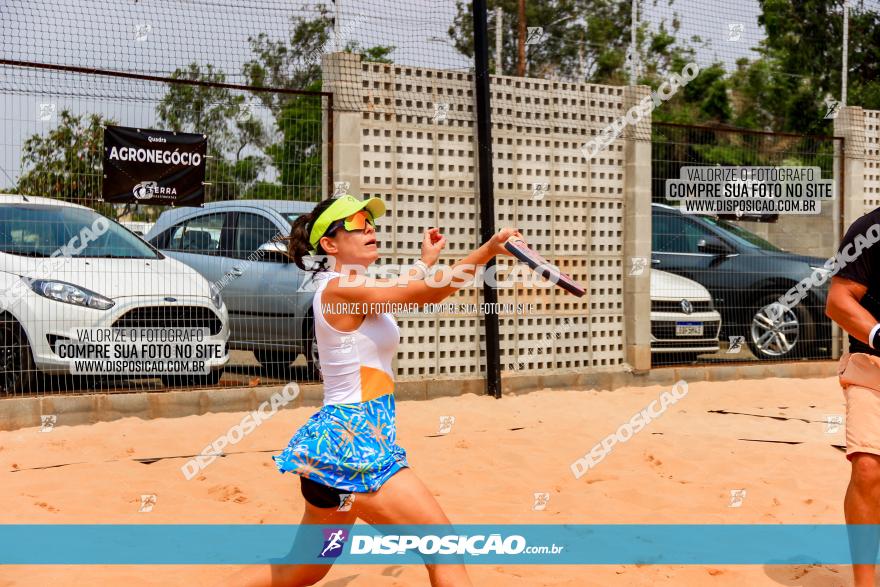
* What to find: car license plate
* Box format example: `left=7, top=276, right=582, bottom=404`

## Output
left=675, top=322, right=703, bottom=336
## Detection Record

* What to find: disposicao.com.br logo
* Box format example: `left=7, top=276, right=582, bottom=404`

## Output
left=319, top=528, right=349, bottom=558
left=347, top=533, right=564, bottom=557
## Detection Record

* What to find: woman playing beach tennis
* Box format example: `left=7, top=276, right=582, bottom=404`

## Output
left=225, top=194, right=522, bottom=587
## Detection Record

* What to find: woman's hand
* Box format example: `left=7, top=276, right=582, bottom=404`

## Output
left=484, top=227, right=524, bottom=257
left=420, top=227, right=446, bottom=267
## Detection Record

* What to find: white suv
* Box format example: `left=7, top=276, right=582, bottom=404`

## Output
left=0, top=194, right=229, bottom=394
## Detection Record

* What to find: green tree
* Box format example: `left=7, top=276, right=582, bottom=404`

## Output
left=244, top=6, right=394, bottom=113
left=714, top=0, right=880, bottom=136
left=241, top=7, right=393, bottom=200
left=156, top=63, right=269, bottom=201
left=759, top=0, right=880, bottom=110
left=244, top=7, right=334, bottom=114
left=449, top=0, right=700, bottom=84
left=15, top=110, right=121, bottom=218
left=450, top=0, right=606, bottom=80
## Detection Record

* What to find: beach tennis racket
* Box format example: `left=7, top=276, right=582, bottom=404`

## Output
left=503, top=237, right=586, bottom=297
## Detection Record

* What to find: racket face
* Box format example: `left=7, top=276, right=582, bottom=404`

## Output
left=504, top=239, right=586, bottom=297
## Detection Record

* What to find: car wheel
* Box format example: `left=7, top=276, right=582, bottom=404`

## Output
left=747, top=294, right=814, bottom=360
left=0, top=316, right=35, bottom=395
left=255, top=349, right=296, bottom=378
left=161, top=369, right=223, bottom=389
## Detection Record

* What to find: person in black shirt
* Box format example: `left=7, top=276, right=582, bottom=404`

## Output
left=826, top=207, right=880, bottom=587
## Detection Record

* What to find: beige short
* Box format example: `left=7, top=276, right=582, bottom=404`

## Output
left=839, top=352, right=880, bottom=460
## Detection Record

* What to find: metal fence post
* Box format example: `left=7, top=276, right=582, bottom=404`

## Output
left=472, top=0, right=501, bottom=398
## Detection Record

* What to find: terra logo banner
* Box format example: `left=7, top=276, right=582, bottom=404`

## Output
left=103, top=125, right=207, bottom=206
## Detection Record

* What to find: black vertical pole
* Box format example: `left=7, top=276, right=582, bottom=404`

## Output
left=472, top=0, right=501, bottom=399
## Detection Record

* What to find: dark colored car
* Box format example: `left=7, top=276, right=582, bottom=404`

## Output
left=651, top=203, right=831, bottom=360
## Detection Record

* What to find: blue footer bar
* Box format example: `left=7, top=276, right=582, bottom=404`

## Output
left=2, top=524, right=880, bottom=565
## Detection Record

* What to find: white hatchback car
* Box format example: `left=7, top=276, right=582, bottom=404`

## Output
left=0, top=194, right=229, bottom=394
left=651, top=269, right=722, bottom=361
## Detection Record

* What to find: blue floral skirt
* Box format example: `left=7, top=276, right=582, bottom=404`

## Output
left=272, top=393, right=408, bottom=493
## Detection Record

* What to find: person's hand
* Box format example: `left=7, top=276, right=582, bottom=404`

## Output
left=485, top=227, right=524, bottom=257
left=420, top=227, right=446, bottom=267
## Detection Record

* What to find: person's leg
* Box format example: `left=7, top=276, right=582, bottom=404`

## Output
left=846, top=453, right=880, bottom=587
left=219, top=498, right=358, bottom=587
left=839, top=358, right=880, bottom=586
left=353, top=468, right=472, bottom=587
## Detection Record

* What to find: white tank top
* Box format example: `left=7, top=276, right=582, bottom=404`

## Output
left=312, top=271, right=400, bottom=405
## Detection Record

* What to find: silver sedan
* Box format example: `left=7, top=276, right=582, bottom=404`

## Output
left=145, top=200, right=318, bottom=377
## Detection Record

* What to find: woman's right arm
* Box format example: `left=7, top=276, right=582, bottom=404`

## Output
left=323, top=227, right=522, bottom=309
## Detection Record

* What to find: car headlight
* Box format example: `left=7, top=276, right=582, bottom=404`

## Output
left=209, top=282, right=223, bottom=310
left=27, top=279, right=115, bottom=310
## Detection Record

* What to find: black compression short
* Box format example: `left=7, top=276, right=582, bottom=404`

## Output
left=300, top=476, right=348, bottom=509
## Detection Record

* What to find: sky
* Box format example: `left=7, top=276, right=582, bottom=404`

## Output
left=0, top=0, right=785, bottom=190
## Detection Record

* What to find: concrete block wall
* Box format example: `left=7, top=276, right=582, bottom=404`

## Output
left=863, top=109, right=880, bottom=216
left=322, top=53, right=650, bottom=380
left=836, top=106, right=867, bottom=229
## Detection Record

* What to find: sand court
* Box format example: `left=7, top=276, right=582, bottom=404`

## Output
left=0, top=375, right=859, bottom=586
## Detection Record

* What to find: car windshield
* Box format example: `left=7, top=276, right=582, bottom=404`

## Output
left=0, top=204, right=160, bottom=259
left=699, top=216, right=783, bottom=252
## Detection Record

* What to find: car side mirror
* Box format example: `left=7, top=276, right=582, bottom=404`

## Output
left=697, top=236, right=731, bottom=256
left=258, top=241, right=292, bottom=263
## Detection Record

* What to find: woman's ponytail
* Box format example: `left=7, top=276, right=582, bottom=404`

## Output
left=283, top=197, right=338, bottom=271
left=287, top=212, right=314, bottom=270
